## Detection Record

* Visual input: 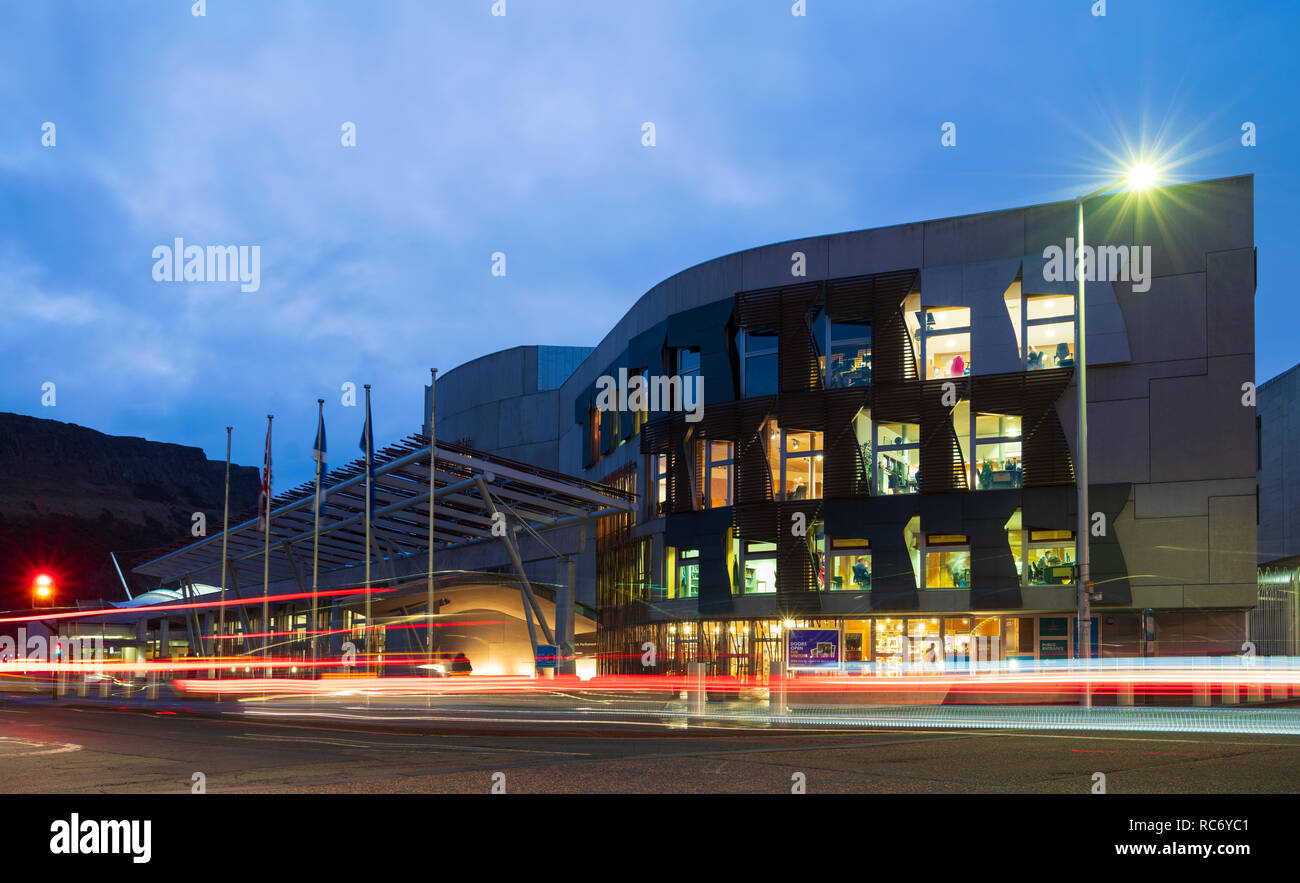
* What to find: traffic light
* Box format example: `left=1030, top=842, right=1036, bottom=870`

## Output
left=32, top=573, right=54, bottom=605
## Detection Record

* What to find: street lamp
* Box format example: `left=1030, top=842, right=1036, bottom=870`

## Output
left=1075, top=162, right=1160, bottom=705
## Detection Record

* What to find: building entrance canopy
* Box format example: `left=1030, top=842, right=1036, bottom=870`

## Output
left=134, top=435, right=635, bottom=588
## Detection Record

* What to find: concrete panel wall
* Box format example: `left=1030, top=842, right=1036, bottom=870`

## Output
left=1148, top=355, right=1255, bottom=483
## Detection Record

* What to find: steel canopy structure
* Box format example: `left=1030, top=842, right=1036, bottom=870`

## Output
left=121, top=434, right=636, bottom=675
left=134, top=434, right=635, bottom=589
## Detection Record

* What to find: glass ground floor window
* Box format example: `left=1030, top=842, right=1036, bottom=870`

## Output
left=598, top=614, right=1081, bottom=676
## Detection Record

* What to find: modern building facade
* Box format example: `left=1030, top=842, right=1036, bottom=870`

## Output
left=430, top=175, right=1258, bottom=676
left=1256, top=361, right=1300, bottom=654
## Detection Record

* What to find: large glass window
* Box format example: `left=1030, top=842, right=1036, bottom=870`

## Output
left=1026, top=530, right=1076, bottom=585
left=875, top=618, right=905, bottom=667
left=924, top=534, right=971, bottom=588
left=876, top=420, right=919, bottom=495
left=828, top=320, right=872, bottom=388
left=943, top=617, right=973, bottom=665
left=783, top=429, right=824, bottom=500
left=827, top=538, right=871, bottom=591
left=974, top=412, right=1023, bottom=490
left=1025, top=295, right=1074, bottom=370
left=922, top=306, right=971, bottom=379
left=739, top=329, right=778, bottom=397
left=736, top=540, right=776, bottom=594
left=908, top=618, right=942, bottom=664
left=704, top=441, right=733, bottom=508
left=761, top=421, right=825, bottom=501
left=667, top=547, right=699, bottom=599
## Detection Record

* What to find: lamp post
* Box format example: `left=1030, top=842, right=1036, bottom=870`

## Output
left=1074, top=163, right=1159, bottom=708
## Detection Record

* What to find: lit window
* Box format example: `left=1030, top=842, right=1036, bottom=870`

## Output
left=651, top=454, right=668, bottom=518
left=921, top=306, right=971, bottom=379
left=735, top=540, right=776, bottom=594
left=783, top=429, right=824, bottom=500
left=876, top=420, right=919, bottom=495
left=1026, top=530, right=1076, bottom=585
left=667, top=547, right=699, bottom=599
left=974, top=412, right=1023, bottom=490
left=827, top=320, right=872, bottom=388
left=827, top=538, right=871, bottom=591
left=924, top=533, right=970, bottom=589
left=1025, top=295, right=1074, bottom=370
left=703, top=441, right=733, bottom=508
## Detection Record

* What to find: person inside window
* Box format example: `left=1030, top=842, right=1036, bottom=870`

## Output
left=852, top=557, right=870, bottom=588
left=949, top=354, right=965, bottom=376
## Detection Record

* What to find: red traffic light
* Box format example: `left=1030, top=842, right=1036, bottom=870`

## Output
left=33, top=573, right=54, bottom=599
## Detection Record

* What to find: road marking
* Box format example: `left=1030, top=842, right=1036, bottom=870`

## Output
left=0, top=736, right=81, bottom=757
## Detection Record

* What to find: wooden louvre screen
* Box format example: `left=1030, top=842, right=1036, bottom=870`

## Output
left=1022, top=368, right=1076, bottom=487
left=919, top=377, right=970, bottom=493
left=779, top=282, right=824, bottom=395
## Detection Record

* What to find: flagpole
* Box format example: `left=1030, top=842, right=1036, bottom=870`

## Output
left=262, top=414, right=273, bottom=679
left=427, top=369, right=437, bottom=688
left=312, top=399, right=324, bottom=688
left=218, top=426, right=231, bottom=688
left=363, top=385, right=372, bottom=677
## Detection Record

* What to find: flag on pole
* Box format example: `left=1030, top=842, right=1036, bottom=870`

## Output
left=358, top=390, right=375, bottom=518
left=257, top=419, right=273, bottom=531
left=312, top=405, right=327, bottom=512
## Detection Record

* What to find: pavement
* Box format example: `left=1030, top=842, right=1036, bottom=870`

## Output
left=2, top=692, right=1300, bottom=793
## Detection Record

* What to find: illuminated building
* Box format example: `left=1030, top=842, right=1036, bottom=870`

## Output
left=428, top=175, right=1257, bottom=674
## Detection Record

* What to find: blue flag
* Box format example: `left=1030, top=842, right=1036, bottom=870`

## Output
left=358, top=391, right=375, bottom=517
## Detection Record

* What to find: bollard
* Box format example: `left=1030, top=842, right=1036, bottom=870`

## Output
left=1117, top=678, right=1133, bottom=707
left=1222, top=682, right=1239, bottom=705
left=769, top=660, right=787, bottom=716
left=146, top=670, right=159, bottom=700
left=98, top=676, right=110, bottom=698
left=77, top=674, right=88, bottom=698
left=687, top=662, right=705, bottom=716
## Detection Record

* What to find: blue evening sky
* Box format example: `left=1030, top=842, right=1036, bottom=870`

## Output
left=1, top=0, right=1295, bottom=490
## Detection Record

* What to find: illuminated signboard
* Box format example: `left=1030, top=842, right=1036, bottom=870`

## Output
left=787, top=628, right=841, bottom=670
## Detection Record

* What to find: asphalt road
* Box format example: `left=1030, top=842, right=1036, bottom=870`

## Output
left=2, top=697, right=1299, bottom=793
